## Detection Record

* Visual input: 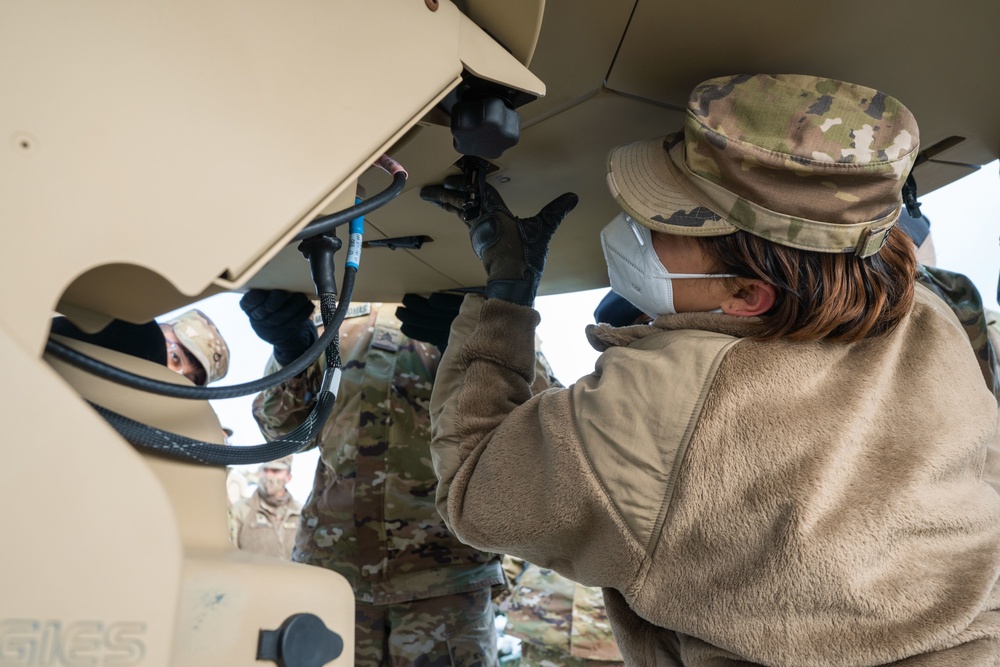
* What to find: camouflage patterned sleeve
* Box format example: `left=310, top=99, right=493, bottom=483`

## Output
left=497, top=556, right=528, bottom=608
left=251, top=356, right=325, bottom=440
left=916, top=265, right=1000, bottom=401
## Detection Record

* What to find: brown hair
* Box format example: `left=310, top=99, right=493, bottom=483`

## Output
left=697, top=226, right=917, bottom=343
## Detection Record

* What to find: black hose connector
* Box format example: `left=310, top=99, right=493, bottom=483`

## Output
left=299, top=235, right=342, bottom=297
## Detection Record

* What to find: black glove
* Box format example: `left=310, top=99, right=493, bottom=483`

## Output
left=239, top=289, right=317, bottom=366
left=420, top=177, right=578, bottom=305
left=395, top=292, right=465, bottom=352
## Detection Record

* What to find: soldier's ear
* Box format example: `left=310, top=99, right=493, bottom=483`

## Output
left=721, top=279, right=775, bottom=317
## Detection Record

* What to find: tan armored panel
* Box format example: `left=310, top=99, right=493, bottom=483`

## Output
left=0, top=1, right=542, bottom=356
left=1, top=332, right=181, bottom=666
left=38, top=338, right=357, bottom=666
left=1, top=3, right=545, bottom=666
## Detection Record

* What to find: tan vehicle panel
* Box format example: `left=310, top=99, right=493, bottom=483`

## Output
left=255, top=0, right=1000, bottom=301
left=3, top=2, right=998, bottom=666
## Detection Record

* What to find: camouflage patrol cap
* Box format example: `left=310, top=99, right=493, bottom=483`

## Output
left=261, top=455, right=293, bottom=471
left=606, top=74, right=919, bottom=258
left=165, top=309, right=230, bottom=384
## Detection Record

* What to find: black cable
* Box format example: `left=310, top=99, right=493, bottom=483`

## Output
left=45, top=157, right=406, bottom=400
left=294, top=171, right=406, bottom=241
left=47, top=270, right=356, bottom=400
left=47, top=155, right=404, bottom=465
left=94, top=365, right=340, bottom=465
left=95, top=250, right=350, bottom=466
left=319, top=292, right=342, bottom=370
left=91, top=254, right=352, bottom=466
left=92, top=236, right=351, bottom=466
left=48, top=157, right=402, bottom=463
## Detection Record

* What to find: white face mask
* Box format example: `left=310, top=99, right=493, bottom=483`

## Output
left=600, top=213, right=735, bottom=317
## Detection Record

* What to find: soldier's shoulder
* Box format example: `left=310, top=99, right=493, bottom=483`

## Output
left=231, top=497, right=253, bottom=519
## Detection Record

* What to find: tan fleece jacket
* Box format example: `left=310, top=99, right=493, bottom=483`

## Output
left=430, top=286, right=1000, bottom=667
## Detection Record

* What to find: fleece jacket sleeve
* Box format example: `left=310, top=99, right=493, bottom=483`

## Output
left=430, top=295, right=647, bottom=589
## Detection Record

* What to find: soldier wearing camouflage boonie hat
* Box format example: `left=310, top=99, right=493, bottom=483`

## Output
left=165, top=309, right=230, bottom=384
left=607, top=73, right=919, bottom=258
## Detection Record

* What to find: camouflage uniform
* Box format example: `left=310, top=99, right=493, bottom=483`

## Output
left=253, top=303, right=556, bottom=667
left=915, top=265, right=1000, bottom=400
left=987, top=310, right=1000, bottom=359
left=230, top=487, right=303, bottom=559
left=501, top=558, right=623, bottom=667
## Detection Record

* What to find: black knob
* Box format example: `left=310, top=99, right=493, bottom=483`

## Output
left=451, top=95, right=520, bottom=159
left=257, top=613, right=344, bottom=667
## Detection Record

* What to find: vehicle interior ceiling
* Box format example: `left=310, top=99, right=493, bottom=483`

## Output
left=252, top=0, right=1000, bottom=304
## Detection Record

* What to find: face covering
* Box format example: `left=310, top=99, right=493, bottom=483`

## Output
left=600, top=213, right=735, bottom=317
left=259, top=471, right=289, bottom=502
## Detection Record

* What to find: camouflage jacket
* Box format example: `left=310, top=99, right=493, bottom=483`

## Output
left=987, top=310, right=1000, bottom=362
left=230, top=488, right=302, bottom=560
left=916, top=265, right=1000, bottom=400
left=502, top=558, right=624, bottom=663
left=253, top=303, right=556, bottom=604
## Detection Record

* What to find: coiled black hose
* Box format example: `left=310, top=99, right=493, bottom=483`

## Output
left=46, top=269, right=356, bottom=400
left=93, top=366, right=339, bottom=465
left=46, top=154, right=406, bottom=465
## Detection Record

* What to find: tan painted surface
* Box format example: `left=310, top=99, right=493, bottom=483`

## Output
left=2, top=3, right=999, bottom=662
left=2, top=3, right=541, bottom=665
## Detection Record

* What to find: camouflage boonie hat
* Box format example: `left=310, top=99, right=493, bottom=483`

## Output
left=606, top=74, right=920, bottom=258
left=260, top=455, right=293, bottom=471
left=166, top=309, right=230, bottom=384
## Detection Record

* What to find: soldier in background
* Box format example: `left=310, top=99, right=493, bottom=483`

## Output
left=243, top=290, right=556, bottom=667
left=898, top=174, right=999, bottom=399
left=159, top=309, right=230, bottom=386
left=501, top=558, right=624, bottom=667
left=230, top=455, right=302, bottom=559
left=49, top=307, right=230, bottom=386
left=987, top=311, right=1000, bottom=362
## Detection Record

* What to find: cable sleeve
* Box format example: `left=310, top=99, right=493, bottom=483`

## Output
left=94, top=368, right=342, bottom=466
left=46, top=269, right=357, bottom=400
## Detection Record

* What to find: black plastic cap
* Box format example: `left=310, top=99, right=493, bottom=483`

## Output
left=257, top=613, right=344, bottom=667
left=451, top=96, right=520, bottom=159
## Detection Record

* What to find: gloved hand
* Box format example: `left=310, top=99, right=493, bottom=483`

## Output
left=395, top=292, right=466, bottom=353
left=420, top=177, right=578, bottom=305
left=239, top=289, right=317, bottom=366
